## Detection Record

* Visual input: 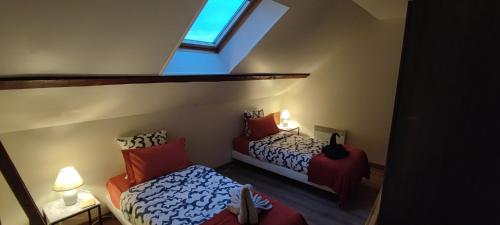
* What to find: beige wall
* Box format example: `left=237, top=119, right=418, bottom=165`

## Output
left=0, top=0, right=204, bottom=75
left=281, top=19, right=405, bottom=165
left=0, top=80, right=296, bottom=225
left=234, top=0, right=407, bottom=165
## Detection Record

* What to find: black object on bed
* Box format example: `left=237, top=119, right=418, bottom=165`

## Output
left=321, top=133, right=349, bottom=159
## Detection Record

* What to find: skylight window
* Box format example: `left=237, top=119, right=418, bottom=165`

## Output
left=181, top=0, right=258, bottom=52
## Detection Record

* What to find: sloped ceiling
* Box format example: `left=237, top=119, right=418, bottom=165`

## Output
left=0, top=0, right=204, bottom=76
left=275, top=0, right=407, bottom=20
left=0, top=0, right=406, bottom=76
left=352, top=0, right=407, bottom=20
left=233, top=0, right=407, bottom=73
left=233, top=0, right=374, bottom=73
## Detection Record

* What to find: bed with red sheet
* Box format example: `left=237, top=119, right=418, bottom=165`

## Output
left=106, top=165, right=307, bottom=225
left=232, top=132, right=370, bottom=205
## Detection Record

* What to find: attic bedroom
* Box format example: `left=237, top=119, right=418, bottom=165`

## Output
left=2, top=0, right=496, bottom=225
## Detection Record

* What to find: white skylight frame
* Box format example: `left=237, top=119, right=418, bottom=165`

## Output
left=181, top=0, right=260, bottom=52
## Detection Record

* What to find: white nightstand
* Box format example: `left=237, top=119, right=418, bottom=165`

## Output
left=42, top=192, right=102, bottom=225
left=277, top=121, right=300, bottom=135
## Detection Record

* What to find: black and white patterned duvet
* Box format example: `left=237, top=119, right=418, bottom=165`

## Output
left=121, top=165, right=241, bottom=225
left=249, top=131, right=328, bottom=174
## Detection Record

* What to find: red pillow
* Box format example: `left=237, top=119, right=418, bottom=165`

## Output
left=247, top=114, right=280, bottom=140
left=121, top=151, right=136, bottom=185
left=125, top=138, right=190, bottom=184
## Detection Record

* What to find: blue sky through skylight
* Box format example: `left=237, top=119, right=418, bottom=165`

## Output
left=184, top=0, right=247, bottom=45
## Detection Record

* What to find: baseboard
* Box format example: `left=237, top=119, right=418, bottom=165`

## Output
left=214, top=161, right=233, bottom=171
left=369, top=162, right=385, bottom=171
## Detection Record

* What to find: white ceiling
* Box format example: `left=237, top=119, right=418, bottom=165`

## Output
left=0, top=0, right=205, bottom=76
left=352, top=0, right=407, bottom=20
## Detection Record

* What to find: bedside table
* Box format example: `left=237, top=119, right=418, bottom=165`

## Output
left=278, top=121, right=300, bottom=135
left=42, top=192, right=102, bottom=225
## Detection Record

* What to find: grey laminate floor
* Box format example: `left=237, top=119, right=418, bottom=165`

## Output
left=218, top=161, right=383, bottom=225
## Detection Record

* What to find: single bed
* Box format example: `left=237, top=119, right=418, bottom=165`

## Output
left=105, top=165, right=308, bottom=225
left=232, top=130, right=370, bottom=205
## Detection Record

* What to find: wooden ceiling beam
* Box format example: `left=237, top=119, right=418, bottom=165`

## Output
left=0, top=73, right=309, bottom=90
left=0, top=141, right=46, bottom=225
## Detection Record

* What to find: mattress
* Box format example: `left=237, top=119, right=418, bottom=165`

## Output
left=105, top=194, right=133, bottom=225
left=249, top=131, right=327, bottom=174
left=121, top=165, right=239, bottom=225
left=106, top=173, right=133, bottom=209
left=232, top=135, right=250, bottom=155
left=308, top=145, right=370, bottom=205
left=107, top=164, right=308, bottom=225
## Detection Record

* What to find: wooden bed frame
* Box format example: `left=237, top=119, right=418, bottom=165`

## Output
left=105, top=194, right=132, bottom=225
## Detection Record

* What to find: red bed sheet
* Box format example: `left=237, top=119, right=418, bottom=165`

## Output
left=202, top=192, right=308, bottom=225
left=232, top=136, right=370, bottom=206
left=106, top=173, right=133, bottom=209
left=307, top=145, right=370, bottom=206
left=232, top=135, right=250, bottom=155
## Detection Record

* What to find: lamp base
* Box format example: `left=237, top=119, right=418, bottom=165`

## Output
left=62, top=189, right=78, bottom=206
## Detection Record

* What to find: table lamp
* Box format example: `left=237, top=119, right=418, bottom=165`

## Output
left=281, top=109, right=291, bottom=127
left=53, top=166, right=84, bottom=206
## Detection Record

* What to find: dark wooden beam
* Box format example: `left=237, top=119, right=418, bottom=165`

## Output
left=0, top=141, right=46, bottom=225
left=0, top=73, right=309, bottom=90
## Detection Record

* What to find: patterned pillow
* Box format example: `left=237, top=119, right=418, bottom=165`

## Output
left=116, top=129, right=168, bottom=150
left=243, top=109, right=264, bottom=136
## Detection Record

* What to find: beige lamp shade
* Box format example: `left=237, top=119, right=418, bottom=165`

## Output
left=53, top=166, right=84, bottom=192
left=281, top=109, right=291, bottom=119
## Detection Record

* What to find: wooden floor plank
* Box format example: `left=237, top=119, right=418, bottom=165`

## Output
left=218, top=161, right=383, bottom=225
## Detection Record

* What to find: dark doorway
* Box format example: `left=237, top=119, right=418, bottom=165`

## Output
left=379, top=1, right=499, bottom=225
